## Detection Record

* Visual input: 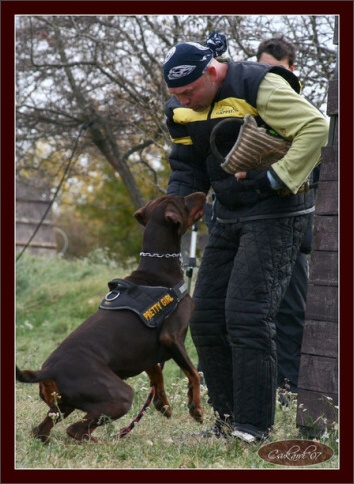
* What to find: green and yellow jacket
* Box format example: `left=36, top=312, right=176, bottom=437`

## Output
left=165, top=61, right=329, bottom=221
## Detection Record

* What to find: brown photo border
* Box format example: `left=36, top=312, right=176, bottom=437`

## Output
left=2, top=1, right=352, bottom=483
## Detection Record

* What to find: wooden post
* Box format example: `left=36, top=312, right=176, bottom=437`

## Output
left=296, top=18, right=338, bottom=437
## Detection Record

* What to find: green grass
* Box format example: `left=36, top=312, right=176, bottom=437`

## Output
left=15, top=255, right=339, bottom=469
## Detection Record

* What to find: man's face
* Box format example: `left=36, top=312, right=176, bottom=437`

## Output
left=167, top=72, right=216, bottom=112
left=258, top=52, right=293, bottom=72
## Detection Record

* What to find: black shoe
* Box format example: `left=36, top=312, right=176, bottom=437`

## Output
left=201, top=426, right=227, bottom=439
left=197, top=426, right=264, bottom=443
left=193, top=422, right=233, bottom=439
left=278, top=390, right=298, bottom=407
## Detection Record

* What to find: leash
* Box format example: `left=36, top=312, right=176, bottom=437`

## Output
left=118, top=386, right=156, bottom=438
left=118, top=362, right=164, bottom=439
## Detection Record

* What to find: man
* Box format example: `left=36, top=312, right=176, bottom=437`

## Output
left=162, top=31, right=328, bottom=442
left=257, top=36, right=318, bottom=397
left=257, top=36, right=296, bottom=72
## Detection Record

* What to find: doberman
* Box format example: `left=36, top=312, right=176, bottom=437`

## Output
left=16, top=192, right=206, bottom=443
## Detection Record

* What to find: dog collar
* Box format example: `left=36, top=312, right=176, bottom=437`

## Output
left=140, top=251, right=183, bottom=265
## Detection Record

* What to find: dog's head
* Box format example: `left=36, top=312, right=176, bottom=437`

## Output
left=134, top=192, right=206, bottom=235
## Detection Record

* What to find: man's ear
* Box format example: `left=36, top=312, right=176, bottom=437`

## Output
left=206, top=64, right=217, bottom=81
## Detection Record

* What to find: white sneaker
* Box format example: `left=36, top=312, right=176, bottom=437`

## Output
left=231, top=429, right=256, bottom=443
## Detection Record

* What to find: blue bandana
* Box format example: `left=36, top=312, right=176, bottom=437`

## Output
left=163, top=31, right=227, bottom=88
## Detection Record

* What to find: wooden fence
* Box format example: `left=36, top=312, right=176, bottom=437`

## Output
left=16, top=180, right=57, bottom=258
left=296, top=17, right=338, bottom=437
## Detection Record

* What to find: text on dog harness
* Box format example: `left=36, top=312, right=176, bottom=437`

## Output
left=99, top=279, right=188, bottom=329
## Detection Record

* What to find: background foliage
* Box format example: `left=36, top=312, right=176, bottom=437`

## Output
left=16, top=15, right=336, bottom=259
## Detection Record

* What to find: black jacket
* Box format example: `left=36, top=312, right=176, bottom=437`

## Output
left=165, top=61, right=315, bottom=221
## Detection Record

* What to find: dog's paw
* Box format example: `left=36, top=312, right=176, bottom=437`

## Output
left=161, top=407, right=172, bottom=419
left=32, top=426, right=51, bottom=444
left=192, top=411, right=204, bottom=423
left=66, top=424, right=99, bottom=443
left=188, top=402, right=203, bottom=423
left=154, top=399, right=172, bottom=418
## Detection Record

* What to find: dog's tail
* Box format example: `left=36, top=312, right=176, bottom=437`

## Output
left=16, top=365, right=50, bottom=384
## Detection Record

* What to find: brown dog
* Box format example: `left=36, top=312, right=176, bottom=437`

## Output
left=16, top=192, right=206, bottom=443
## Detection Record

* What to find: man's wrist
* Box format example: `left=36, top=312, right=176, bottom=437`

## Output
left=267, top=170, right=283, bottom=190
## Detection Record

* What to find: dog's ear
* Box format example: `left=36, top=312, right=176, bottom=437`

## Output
left=165, top=203, right=184, bottom=234
left=133, top=206, right=147, bottom=226
left=165, top=208, right=183, bottom=226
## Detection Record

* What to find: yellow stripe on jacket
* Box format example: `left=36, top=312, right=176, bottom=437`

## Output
left=171, top=98, right=259, bottom=145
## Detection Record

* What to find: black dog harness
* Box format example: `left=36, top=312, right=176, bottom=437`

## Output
left=99, top=278, right=188, bottom=329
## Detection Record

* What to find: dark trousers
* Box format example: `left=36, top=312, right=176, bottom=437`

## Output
left=275, top=251, right=308, bottom=392
left=190, top=214, right=308, bottom=438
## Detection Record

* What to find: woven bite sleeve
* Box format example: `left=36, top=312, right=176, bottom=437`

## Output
left=219, top=114, right=291, bottom=174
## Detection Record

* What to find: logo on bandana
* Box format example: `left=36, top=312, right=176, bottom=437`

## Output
left=164, top=46, right=176, bottom=64
left=167, top=65, right=196, bottom=80
left=163, top=42, right=210, bottom=66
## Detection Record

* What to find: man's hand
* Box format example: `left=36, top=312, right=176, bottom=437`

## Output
left=235, top=170, right=274, bottom=194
